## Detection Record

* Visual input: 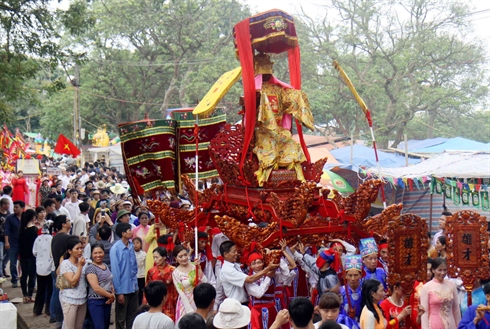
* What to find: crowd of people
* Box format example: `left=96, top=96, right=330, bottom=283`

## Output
left=0, top=161, right=489, bottom=329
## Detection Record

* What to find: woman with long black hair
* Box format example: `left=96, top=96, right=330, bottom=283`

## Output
left=359, top=279, right=386, bottom=329
left=19, top=208, right=38, bottom=303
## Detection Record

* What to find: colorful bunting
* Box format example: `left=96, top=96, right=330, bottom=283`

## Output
left=461, top=188, right=470, bottom=206
left=367, top=171, right=488, bottom=209
left=471, top=190, right=480, bottom=208
left=482, top=191, right=489, bottom=211
left=444, top=183, right=452, bottom=199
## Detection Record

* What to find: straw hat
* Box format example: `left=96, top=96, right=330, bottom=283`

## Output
left=96, top=181, right=106, bottom=190
left=110, top=183, right=127, bottom=195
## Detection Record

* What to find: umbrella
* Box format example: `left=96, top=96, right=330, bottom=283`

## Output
left=320, top=170, right=355, bottom=194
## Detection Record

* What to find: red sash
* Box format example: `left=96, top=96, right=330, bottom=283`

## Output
left=250, top=302, right=277, bottom=329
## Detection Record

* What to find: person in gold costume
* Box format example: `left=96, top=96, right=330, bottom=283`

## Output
left=253, top=53, right=315, bottom=186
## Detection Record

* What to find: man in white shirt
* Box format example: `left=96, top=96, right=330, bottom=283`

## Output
left=433, top=210, right=451, bottom=246
left=59, top=168, right=71, bottom=190
left=64, top=189, right=82, bottom=222
left=53, top=195, right=71, bottom=220
left=79, top=168, right=89, bottom=186
left=132, top=281, right=173, bottom=329
left=72, top=202, right=90, bottom=237
left=1, top=186, right=13, bottom=214
left=219, top=240, right=278, bottom=304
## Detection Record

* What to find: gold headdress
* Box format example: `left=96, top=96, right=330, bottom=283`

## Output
left=254, top=53, right=274, bottom=75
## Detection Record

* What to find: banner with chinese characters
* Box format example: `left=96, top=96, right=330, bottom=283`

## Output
left=387, top=214, right=429, bottom=298
left=446, top=211, right=489, bottom=306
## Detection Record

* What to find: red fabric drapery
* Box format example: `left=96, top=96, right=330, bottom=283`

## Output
left=234, top=18, right=256, bottom=184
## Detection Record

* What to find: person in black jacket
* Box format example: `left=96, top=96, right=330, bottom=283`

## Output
left=19, top=209, right=38, bottom=303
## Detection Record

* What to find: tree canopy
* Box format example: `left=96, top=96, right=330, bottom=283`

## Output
left=3, top=0, right=489, bottom=146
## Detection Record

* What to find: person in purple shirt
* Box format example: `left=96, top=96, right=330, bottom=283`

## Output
left=4, top=200, right=25, bottom=287
left=110, top=222, right=138, bottom=329
left=458, top=282, right=490, bottom=329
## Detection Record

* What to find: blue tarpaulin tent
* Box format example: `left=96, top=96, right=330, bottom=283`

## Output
left=398, top=138, right=448, bottom=152
left=412, top=137, right=490, bottom=153
left=329, top=144, right=420, bottom=169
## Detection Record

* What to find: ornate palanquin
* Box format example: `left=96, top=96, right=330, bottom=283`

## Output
left=446, top=211, right=489, bottom=306
left=119, top=119, right=177, bottom=191
left=129, top=10, right=387, bottom=255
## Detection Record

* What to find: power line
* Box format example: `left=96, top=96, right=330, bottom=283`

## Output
left=79, top=88, right=196, bottom=107
left=92, top=56, right=230, bottom=67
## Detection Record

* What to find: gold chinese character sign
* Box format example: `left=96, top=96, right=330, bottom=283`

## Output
left=446, top=210, right=489, bottom=306
left=387, top=214, right=429, bottom=296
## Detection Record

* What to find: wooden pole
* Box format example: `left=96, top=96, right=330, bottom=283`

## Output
left=404, top=134, right=408, bottom=166
left=429, top=192, right=433, bottom=235
left=350, top=133, right=354, bottom=165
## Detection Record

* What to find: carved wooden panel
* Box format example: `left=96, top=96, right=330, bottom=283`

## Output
left=387, top=213, right=428, bottom=296
left=446, top=210, right=489, bottom=305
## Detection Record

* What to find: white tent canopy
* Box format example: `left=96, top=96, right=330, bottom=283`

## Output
left=366, top=151, right=490, bottom=179
left=87, top=143, right=124, bottom=172
left=87, top=144, right=122, bottom=155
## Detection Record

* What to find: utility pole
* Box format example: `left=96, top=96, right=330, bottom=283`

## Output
left=72, top=64, right=81, bottom=146
left=70, top=64, right=83, bottom=163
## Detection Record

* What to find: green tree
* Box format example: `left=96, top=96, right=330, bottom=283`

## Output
left=297, top=0, right=488, bottom=147
left=0, top=0, right=75, bottom=123
left=48, top=0, right=251, bottom=133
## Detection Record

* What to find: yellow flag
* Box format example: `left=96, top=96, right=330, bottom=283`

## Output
left=193, top=67, right=242, bottom=116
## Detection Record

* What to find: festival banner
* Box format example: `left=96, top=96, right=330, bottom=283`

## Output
left=119, top=119, right=177, bottom=191
left=461, top=188, right=470, bottom=206
left=453, top=186, right=461, bottom=206
left=173, top=109, right=226, bottom=188
left=472, top=191, right=480, bottom=208
left=443, top=183, right=452, bottom=199
left=433, top=178, right=443, bottom=194
left=481, top=191, right=489, bottom=211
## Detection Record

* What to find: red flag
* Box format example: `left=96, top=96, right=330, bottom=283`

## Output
left=54, top=134, right=81, bottom=157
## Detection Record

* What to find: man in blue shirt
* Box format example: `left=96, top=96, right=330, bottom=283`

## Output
left=4, top=200, right=25, bottom=287
left=110, top=222, right=138, bottom=329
